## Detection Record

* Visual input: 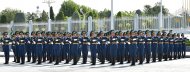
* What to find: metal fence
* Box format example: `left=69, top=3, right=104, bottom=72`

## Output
left=0, top=14, right=190, bottom=37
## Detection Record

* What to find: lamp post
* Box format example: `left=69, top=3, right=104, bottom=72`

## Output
left=43, top=0, right=55, bottom=31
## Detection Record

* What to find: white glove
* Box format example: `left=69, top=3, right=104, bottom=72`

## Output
left=9, top=42, right=12, bottom=45
left=87, top=42, right=90, bottom=45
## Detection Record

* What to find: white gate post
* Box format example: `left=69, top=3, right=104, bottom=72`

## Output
left=88, top=16, right=92, bottom=36
left=29, top=20, right=33, bottom=37
left=67, top=17, right=72, bottom=33
left=134, top=14, right=139, bottom=30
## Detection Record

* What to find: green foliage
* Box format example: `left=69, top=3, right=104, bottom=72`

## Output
left=98, top=9, right=111, bottom=18
left=144, top=2, right=169, bottom=16
left=50, top=6, right=55, bottom=21
left=41, top=10, right=48, bottom=22
left=185, top=40, right=190, bottom=46
left=116, top=11, right=122, bottom=18
left=0, top=15, right=7, bottom=23
left=0, top=8, right=22, bottom=23
left=56, top=11, right=64, bottom=21
left=72, top=10, right=81, bottom=20
left=14, top=13, right=26, bottom=23
left=59, top=0, right=79, bottom=17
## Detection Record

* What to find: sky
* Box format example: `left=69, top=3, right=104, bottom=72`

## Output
left=0, top=0, right=183, bottom=15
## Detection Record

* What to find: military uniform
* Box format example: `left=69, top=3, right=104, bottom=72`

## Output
left=80, top=31, right=90, bottom=64
left=90, top=31, right=98, bottom=65
left=109, top=30, right=118, bottom=65
left=137, top=31, right=145, bottom=64
left=151, top=31, right=158, bottom=62
left=35, top=32, right=44, bottom=64
left=129, top=31, right=138, bottom=66
left=99, top=32, right=108, bottom=64
left=53, top=32, right=62, bottom=65
left=70, top=31, right=80, bottom=65
left=144, top=31, right=152, bottom=63
left=118, top=31, right=126, bottom=64
left=1, top=32, right=12, bottom=64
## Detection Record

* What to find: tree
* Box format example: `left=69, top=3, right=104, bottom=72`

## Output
left=41, top=10, right=48, bottom=22
left=56, top=11, right=64, bottom=21
left=116, top=11, right=122, bottom=18
left=99, top=9, right=111, bottom=18
left=0, top=15, right=7, bottom=23
left=144, top=3, right=169, bottom=16
left=50, top=6, right=55, bottom=21
left=14, top=13, right=26, bottom=23
left=59, top=0, right=79, bottom=17
left=0, top=8, right=22, bottom=23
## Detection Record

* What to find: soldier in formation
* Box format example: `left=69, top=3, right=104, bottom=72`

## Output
left=0, top=30, right=188, bottom=66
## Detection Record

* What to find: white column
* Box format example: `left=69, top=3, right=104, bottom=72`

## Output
left=29, top=20, right=33, bottom=37
left=134, top=14, right=139, bottom=30
left=159, top=0, right=163, bottom=31
left=110, top=0, right=114, bottom=30
left=67, top=17, right=72, bottom=33
left=88, top=16, right=92, bottom=36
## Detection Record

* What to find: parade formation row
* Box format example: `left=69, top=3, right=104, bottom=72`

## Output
left=0, top=30, right=188, bottom=66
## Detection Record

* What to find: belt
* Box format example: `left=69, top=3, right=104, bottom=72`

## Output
left=37, top=43, right=43, bottom=44
left=152, top=42, right=157, bottom=43
left=55, top=43, right=61, bottom=44
left=132, top=42, right=137, bottom=44
left=72, top=43, right=79, bottom=44
left=146, top=42, right=151, bottom=44
left=91, top=43, right=97, bottom=44
left=65, top=43, right=70, bottom=44
left=111, top=42, right=117, bottom=44
left=19, top=43, right=25, bottom=44
left=174, top=43, right=179, bottom=44
left=138, top=42, right=144, bottom=44
left=170, top=42, right=174, bottom=44
left=164, top=42, right=169, bottom=44
left=82, top=42, right=88, bottom=44
left=158, top=42, right=163, bottom=44
left=120, top=42, right=125, bottom=44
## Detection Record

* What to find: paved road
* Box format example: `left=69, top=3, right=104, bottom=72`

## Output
left=0, top=57, right=190, bottom=72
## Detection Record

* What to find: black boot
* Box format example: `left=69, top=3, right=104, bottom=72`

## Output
left=32, top=57, right=36, bottom=63
left=21, top=57, right=25, bottom=64
left=27, top=56, right=31, bottom=62
left=4, top=56, right=9, bottom=64
left=16, top=57, right=20, bottom=63
left=54, top=57, right=60, bottom=65
left=37, top=57, right=42, bottom=65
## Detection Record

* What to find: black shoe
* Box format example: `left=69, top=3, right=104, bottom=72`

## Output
left=54, top=63, right=59, bottom=65
left=4, top=62, right=8, bottom=64
left=146, top=62, right=149, bottom=63
left=101, top=62, right=105, bottom=64
left=82, top=62, right=86, bottom=64
left=72, top=63, right=77, bottom=65
left=37, top=63, right=41, bottom=65
left=120, top=62, right=123, bottom=64
left=20, top=63, right=25, bottom=64
left=91, top=63, right=96, bottom=65
left=131, top=64, right=135, bottom=66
